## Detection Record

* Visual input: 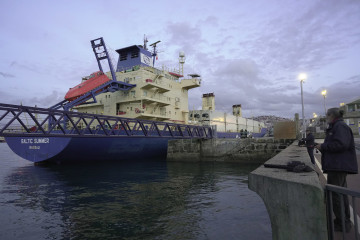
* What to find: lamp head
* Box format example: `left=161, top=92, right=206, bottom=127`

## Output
left=298, top=73, right=307, bottom=81
left=321, top=90, right=327, bottom=96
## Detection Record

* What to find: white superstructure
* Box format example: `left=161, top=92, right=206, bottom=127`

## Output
left=189, top=93, right=265, bottom=133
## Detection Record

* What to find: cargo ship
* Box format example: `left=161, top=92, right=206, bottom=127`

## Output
left=0, top=37, right=211, bottom=164
left=0, top=36, right=264, bottom=164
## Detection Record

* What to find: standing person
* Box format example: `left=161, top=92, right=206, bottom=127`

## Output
left=244, top=129, right=248, bottom=138
left=303, top=129, right=315, bottom=164
left=315, top=108, right=358, bottom=232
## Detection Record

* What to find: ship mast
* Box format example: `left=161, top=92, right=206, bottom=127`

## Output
left=143, top=34, right=148, bottom=50
left=149, top=40, right=161, bottom=66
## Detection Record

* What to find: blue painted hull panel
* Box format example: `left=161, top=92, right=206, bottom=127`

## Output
left=5, top=136, right=169, bottom=163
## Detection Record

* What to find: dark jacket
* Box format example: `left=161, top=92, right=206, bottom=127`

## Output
left=321, top=118, right=358, bottom=174
left=303, top=133, right=315, bottom=148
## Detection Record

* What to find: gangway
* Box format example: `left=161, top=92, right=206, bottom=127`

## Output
left=0, top=103, right=213, bottom=139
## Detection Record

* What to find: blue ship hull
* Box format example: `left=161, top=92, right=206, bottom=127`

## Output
left=5, top=136, right=169, bottom=164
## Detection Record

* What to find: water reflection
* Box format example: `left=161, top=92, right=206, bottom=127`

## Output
left=1, top=160, right=271, bottom=240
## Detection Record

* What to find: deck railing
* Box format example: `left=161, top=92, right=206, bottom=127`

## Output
left=325, top=184, right=360, bottom=240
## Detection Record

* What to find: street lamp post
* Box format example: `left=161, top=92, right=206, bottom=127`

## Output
left=312, top=112, right=318, bottom=126
left=321, top=90, right=327, bottom=116
left=298, top=73, right=307, bottom=138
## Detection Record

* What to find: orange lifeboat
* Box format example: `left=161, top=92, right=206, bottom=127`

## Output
left=65, top=71, right=111, bottom=101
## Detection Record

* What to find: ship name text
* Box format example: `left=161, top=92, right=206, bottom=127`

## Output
left=21, top=138, right=50, bottom=144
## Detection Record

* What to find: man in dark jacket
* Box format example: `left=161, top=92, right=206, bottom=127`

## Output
left=316, top=108, right=358, bottom=232
left=303, top=129, right=315, bottom=164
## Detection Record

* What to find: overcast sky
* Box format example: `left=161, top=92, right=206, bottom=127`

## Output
left=1, top=0, right=359, bottom=119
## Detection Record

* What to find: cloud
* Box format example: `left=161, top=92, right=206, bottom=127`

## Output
left=197, top=16, right=219, bottom=27
left=181, top=1, right=359, bottom=118
left=10, top=61, right=42, bottom=74
left=166, top=22, right=203, bottom=53
left=0, top=90, right=13, bottom=103
left=188, top=72, right=360, bottom=119
left=0, top=72, right=15, bottom=78
left=214, top=58, right=261, bottom=82
left=26, top=90, right=65, bottom=107
left=234, top=0, right=360, bottom=80
left=318, top=75, right=360, bottom=107
left=0, top=90, right=65, bottom=108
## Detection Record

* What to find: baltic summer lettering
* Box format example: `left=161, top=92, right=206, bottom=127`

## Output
left=21, top=138, right=50, bottom=144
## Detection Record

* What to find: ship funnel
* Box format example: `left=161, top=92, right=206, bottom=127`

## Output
left=232, top=104, right=242, bottom=117
left=202, top=93, right=215, bottom=111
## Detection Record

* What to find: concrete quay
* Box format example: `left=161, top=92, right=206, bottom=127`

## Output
left=248, top=142, right=328, bottom=240
left=167, top=137, right=293, bottom=162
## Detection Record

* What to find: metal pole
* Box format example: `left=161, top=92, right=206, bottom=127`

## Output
left=236, top=115, right=239, bottom=132
left=253, top=116, right=254, bottom=133
left=323, top=95, right=327, bottom=117
left=300, top=80, right=306, bottom=138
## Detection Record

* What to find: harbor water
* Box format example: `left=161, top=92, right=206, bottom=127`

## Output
left=0, top=143, right=271, bottom=240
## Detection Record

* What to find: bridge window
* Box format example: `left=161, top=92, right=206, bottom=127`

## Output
left=131, top=50, right=139, bottom=58
left=120, top=52, right=127, bottom=61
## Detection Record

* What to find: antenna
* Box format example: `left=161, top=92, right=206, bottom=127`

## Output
left=149, top=40, right=161, bottom=66
left=143, top=34, right=148, bottom=50
left=179, top=51, right=186, bottom=76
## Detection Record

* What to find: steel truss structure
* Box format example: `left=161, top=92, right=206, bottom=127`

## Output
left=0, top=103, right=213, bottom=139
